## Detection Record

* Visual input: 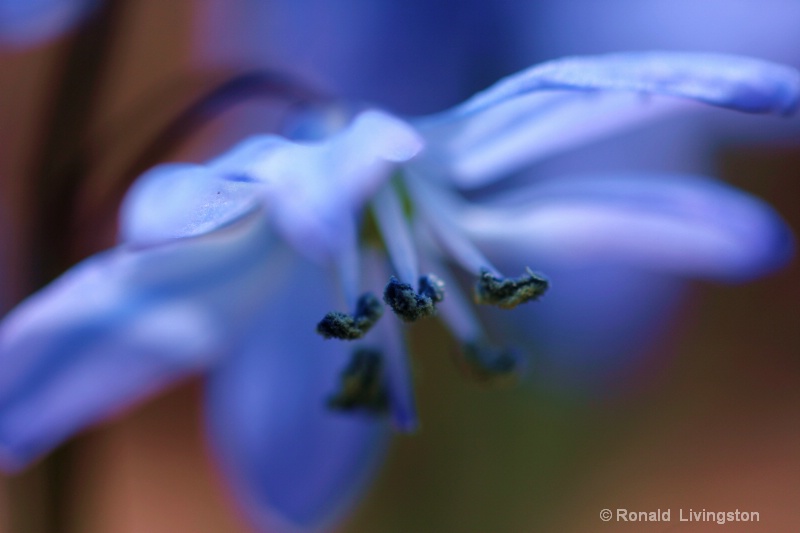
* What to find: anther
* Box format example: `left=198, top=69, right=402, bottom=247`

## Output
left=383, top=274, right=445, bottom=322
left=474, top=268, right=548, bottom=309
left=457, top=341, right=523, bottom=385
left=317, top=292, right=383, bottom=340
left=418, top=274, right=445, bottom=304
left=327, top=348, right=389, bottom=413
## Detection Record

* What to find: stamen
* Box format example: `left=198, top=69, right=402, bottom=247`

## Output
left=335, top=214, right=361, bottom=310
left=317, top=292, right=383, bottom=340
left=327, top=348, right=389, bottom=413
left=372, top=182, right=419, bottom=284
left=379, top=314, right=419, bottom=432
left=365, top=251, right=419, bottom=432
left=475, top=267, right=548, bottom=309
left=420, top=255, right=482, bottom=341
left=456, top=341, right=523, bottom=385
left=405, top=172, right=500, bottom=276
left=419, top=255, right=523, bottom=386
left=418, top=274, right=445, bottom=304
left=383, top=274, right=445, bottom=322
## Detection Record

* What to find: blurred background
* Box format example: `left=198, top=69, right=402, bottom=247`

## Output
left=0, top=1, right=798, bottom=531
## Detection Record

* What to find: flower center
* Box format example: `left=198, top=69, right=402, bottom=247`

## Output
left=317, top=292, right=383, bottom=340
left=382, top=274, right=444, bottom=322
left=314, top=173, right=550, bottom=426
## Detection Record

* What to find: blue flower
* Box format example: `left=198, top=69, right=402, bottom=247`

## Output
left=0, top=52, right=797, bottom=531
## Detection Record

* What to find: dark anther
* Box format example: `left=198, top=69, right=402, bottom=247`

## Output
left=418, top=274, right=445, bottom=304
left=474, top=268, right=548, bottom=309
left=317, top=312, right=359, bottom=340
left=354, top=291, right=384, bottom=324
left=383, top=274, right=445, bottom=322
left=328, top=349, right=389, bottom=413
left=317, top=292, right=383, bottom=340
left=456, top=342, right=522, bottom=385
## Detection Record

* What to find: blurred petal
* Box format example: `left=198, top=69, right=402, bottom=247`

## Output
left=255, top=110, right=422, bottom=259
left=124, top=111, right=422, bottom=258
left=414, top=52, right=800, bottom=186
left=119, top=163, right=264, bottom=244
left=0, top=214, right=276, bottom=470
left=458, top=175, right=794, bottom=281
left=453, top=52, right=800, bottom=115
left=206, top=250, right=388, bottom=532
left=0, top=0, right=97, bottom=46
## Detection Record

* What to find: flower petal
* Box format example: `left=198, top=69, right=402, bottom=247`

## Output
left=0, top=214, right=276, bottom=470
left=458, top=174, right=793, bottom=281
left=258, top=110, right=423, bottom=260
left=414, top=52, right=800, bottom=187
left=119, top=162, right=264, bottom=244
left=122, top=111, right=423, bottom=259
left=206, top=251, right=388, bottom=532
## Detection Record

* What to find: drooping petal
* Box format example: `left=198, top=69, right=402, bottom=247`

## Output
left=0, top=213, right=276, bottom=471
left=0, top=0, right=97, bottom=46
left=456, top=174, right=793, bottom=281
left=206, top=250, right=389, bottom=532
left=413, top=52, right=800, bottom=187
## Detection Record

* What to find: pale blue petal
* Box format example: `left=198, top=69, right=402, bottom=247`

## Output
left=459, top=175, right=793, bottom=281
left=206, top=251, right=388, bottom=532
left=119, top=163, right=264, bottom=244
left=0, top=214, right=275, bottom=470
left=254, top=110, right=423, bottom=260
left=122, top=111, right=422, bottom=259
left=414, top=52, right=800, bottom=187
left=0, top=0, right=96, bottom=46
left=452, top=52, right=800, bottom=116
